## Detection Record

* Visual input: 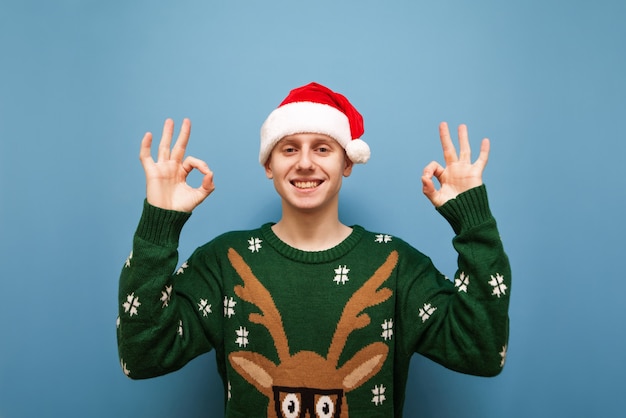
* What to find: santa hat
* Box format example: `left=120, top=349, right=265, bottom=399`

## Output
left=260, top=82, right=370, bottom=165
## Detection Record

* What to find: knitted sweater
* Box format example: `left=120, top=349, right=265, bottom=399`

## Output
left=117, top=185, right=510, bottom=418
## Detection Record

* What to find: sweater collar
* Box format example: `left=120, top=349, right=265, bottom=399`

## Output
left=260, top=223, right=364, bottom=264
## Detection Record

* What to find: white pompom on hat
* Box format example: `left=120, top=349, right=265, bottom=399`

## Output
left=260, top=82, right=370, bottom=165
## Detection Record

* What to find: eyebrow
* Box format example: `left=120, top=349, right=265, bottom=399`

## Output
left=277, top=135, right=338, bottom=147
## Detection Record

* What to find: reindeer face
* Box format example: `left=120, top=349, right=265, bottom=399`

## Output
left=227, top=249, right=398, bottom=418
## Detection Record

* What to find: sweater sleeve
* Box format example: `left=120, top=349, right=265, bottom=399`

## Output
left=399, top=185, right=511, bottom=376
left=116, top=201, right=222, bottom=379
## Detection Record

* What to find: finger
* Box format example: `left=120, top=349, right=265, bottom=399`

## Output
left=171, top=118, right=191, bottom=162
left=422, top=160, right=444, bottom=194
left=439, top=122, right=458, bottom=163
left=182, top=155, right=211, bottom=175
left=158, top=118, right=175, bottom=161
left=423, top=160, right=444, bottom=181
left=183, top=156, right=216, bottom=194
left=474, top=137, right=490, bottom=168
left=421, top=162, right=443, bottom=204
left=457, top=124, right=471, bottom=162
left=139, top=132, right=154, bottom=165
left=421, top=175, right=435, bottom=198
left=201, top=171, right=216, bottom=195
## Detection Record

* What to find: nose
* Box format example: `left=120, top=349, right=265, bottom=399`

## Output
left=296, top=149, right=314, bottom=170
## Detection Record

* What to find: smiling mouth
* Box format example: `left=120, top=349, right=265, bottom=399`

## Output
left=292, top=180, right=322, bottom=189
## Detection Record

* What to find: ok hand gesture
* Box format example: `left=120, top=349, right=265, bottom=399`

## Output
left=422, top=122, right=490, bottom=207
left=139, top=118, right=215, bottom=212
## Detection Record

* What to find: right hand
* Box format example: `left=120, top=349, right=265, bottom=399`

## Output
left=139, top=118, right=215, bottom=212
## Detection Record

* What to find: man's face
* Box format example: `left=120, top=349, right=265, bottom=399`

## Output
left=264, top=133, right=353, bottom=214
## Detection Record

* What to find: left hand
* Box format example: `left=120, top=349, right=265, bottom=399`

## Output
left=422, top=122, right=490, bottom=207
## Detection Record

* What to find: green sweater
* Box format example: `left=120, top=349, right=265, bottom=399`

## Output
left=117, top=185, right=510, bottom=418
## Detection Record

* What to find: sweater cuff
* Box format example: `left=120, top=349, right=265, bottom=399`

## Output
left=135, top=200, right=192, bottom=247
left=436, top=185, right=493, bottom=234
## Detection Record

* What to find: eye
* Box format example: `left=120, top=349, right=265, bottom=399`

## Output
left=281, top=393, right=301, bottom=418
left=315, top=395, right=335, bottom=418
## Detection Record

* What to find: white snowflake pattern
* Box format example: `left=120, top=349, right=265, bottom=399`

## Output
left=224, top=296, right=237, bottom=318
left=381, top=319, right=394, bottom=341
left=228, top=381, right=232, bottom=400
left=499, top=345, right=507, bottom=367
left=176, top=261, right=189, bottom=275
left=333, top=265, right=350, bottom=285
left=160, top=285, right=173, bottom=308
left=235, top=326, right=249, bottom=347
left=177, top=320, right=184, bottom=337
left=122, top=292, right=141, bottom=317
left=198, top=299, right=212, bottom=317
left=116, top=316, right=120, bottom=329
left=371, top=385, right=386, bottom=406
left=374, top=234, right=393, bottom=244
left=488, top=273, right=507, bottom=298
left=455, top=272, right=469, bottom=293
left=248, top=237, right=263, bottom=253
left=124, top=251, right=133, bottom=268
left=120, top=358, right=130, bottom=376
left=418, top=303, right=437, bottom=322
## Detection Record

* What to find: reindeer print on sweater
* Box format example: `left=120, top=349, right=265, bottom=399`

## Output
left=227, top=248, right=398, bottom=418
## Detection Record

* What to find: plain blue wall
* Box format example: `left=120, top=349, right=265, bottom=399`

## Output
left=1, top=1, right=625, bottom=417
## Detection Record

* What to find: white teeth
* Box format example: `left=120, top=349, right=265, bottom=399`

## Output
left=293, top=181, right=320, bottom=189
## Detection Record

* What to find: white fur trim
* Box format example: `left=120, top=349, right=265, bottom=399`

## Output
left=260, top=102, right=351, bottom=164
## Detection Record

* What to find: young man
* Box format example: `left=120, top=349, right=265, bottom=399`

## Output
left=117, top=82, right=511, bottom=418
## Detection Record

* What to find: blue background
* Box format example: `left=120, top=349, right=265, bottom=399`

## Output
left=1, top=1, right=625, bottom=417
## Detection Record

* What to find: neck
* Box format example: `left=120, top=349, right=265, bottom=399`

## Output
left=272, top=204, right=352, bottom=251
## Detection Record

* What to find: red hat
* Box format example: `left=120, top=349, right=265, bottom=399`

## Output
left=260, top=82, right=370, bottom=164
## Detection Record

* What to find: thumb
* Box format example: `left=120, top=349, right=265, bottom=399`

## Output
left=421, top=161, right=444, bottom=205
left=200, top=170, right=216, bottom=195
left=421, top=175, right=434, bottom=198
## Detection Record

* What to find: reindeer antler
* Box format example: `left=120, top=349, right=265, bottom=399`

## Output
left=228, top=249, right=291, bottom=362
left=327, top=250, right=398, bottom=367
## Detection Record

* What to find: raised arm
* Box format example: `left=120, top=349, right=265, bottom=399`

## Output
left=118, top=119, right=218, bottom=379
left=140, top=118, right=215, bottom=212
left=421, top=122, right=490, bottom=207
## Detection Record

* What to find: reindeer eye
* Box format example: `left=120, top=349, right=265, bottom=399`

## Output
left=315, top=395, right=335, bottom=418
left=281, top=393, right=301, bottom=418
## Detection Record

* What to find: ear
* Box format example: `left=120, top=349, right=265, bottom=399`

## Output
left=229, top=351, right=277, bottom=397
left=264, top=157, right=273, bottom=179
left=338, top=342, right=388, bottom=391
left=343, top=154, right=354, bottom=177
